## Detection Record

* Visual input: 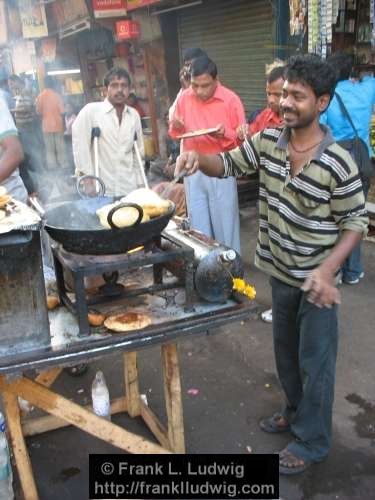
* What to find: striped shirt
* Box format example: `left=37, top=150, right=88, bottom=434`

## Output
left=220, top=126, right=368, bottom=287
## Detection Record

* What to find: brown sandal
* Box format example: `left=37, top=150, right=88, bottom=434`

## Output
left=279, top=449, right=312, bottom=475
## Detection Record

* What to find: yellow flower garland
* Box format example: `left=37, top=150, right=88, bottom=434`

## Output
left=232, top=278, right=256, bottom=300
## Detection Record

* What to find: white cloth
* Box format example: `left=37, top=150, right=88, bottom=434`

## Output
left=184, top=171, right=241, bottom=254
left=0, top=97, right=28, bottom=202
left=72, top=98, right=145, bottom=196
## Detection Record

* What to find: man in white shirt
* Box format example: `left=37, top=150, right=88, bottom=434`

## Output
left=72, top=67, right=144, bottom=196
left=0, top=96, right=28, bottom=202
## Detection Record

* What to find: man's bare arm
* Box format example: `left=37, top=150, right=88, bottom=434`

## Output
left=175, top=151, right=225, bottom=177
left=0, top=136, right=24, bottom=184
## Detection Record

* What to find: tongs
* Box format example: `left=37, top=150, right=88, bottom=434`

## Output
left=159, top=169, right=187, bottom=199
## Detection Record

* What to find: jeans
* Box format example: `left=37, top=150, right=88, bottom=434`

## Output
left=342, top=179, right=369, bottom=282
left=271, top=277, right=338, bottom=462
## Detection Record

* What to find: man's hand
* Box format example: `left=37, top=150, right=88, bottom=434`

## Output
left=301, top=267, right=341, bottom=308
left=210, top=124, right=225, bottom=138
left=175, top=151, right=200, bottom=177
left=236, top=124, right=249, bottom=141
left=171, top=116, right=185, bottom=131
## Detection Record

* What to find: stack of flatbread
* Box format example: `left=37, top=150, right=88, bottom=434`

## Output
left=96, top=189, right=171, bottom=229
left=121, top=188, right=171, bottom=218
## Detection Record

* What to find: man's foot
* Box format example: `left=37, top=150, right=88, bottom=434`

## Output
left=279, top=448, right=312, bottom=475
left=261, top=308, right=273, bottom=323
left=342, top=271, right=364, bottom=285
left=260, top=413, right=290, bottom=433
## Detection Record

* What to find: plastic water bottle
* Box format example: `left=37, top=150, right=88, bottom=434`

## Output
left=0, top=413, right=14, bottom=500
left=91, top=371, right=111, bottom=421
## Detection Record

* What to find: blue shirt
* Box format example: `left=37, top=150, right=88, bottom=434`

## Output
left=320, top=76, right=375, bottom=155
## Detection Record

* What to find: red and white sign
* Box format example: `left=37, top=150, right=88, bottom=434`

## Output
left=126, top=0, right=161, bottom=11
left=92, top=0, right=127, bottom=18
left=116, top=20, right=140, bottom=40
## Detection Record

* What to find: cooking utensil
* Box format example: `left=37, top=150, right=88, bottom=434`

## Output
left=159, top=169, right=187, bottom=200
left=44, top=196, right=175, bottom=255
left=134, top=132, right=149, bottom=189
left=91, top=127, right=101, bottom=195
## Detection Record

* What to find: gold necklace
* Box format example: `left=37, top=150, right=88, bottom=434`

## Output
left=289, top=138, right=323, bottom=154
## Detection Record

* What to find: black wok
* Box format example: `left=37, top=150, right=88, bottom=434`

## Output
left=44, top=196, right=175, bottom=255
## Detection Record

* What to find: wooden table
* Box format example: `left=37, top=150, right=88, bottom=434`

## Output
left=0, top=299, right=253, bottom=500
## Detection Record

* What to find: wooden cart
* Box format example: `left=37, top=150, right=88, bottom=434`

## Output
left=0, top=299, right=253, bottom=500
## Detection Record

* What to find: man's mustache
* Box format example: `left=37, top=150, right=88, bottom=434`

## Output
left=281, top=107, right=296, bottom=114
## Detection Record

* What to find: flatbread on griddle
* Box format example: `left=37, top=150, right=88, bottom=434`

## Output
left=104, top=312, right=152, bottom=332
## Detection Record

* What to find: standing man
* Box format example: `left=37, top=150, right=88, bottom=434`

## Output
left=0, top=96, right=27, bottom=202
left=321, top=51, right=375, bottom=284
left=176, top=55, right=368, bottom=474
left=168, top=47, right=207, bottom=122
left=8, top=74, right=44, bottom=196
left=169, top=55, right=245, bottom=253
left=36, top=76, right=67, bottom=171
left=72, top=67, right=144, bottom=196
left=237, top=64, right=285, bottom=141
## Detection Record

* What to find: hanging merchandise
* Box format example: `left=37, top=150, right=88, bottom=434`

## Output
left=308, top=0, right=319, bottom=53
left=371, top=0, right=375, bottom=48
left=307, top=0, right=334, bottom=57
left=289, top=0, right=307, bottom=36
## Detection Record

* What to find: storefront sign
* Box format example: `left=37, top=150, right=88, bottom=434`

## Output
left=116, top=20, right=140, bottom=40
left=92, top=0, right=127, bottom=18
left=126, top=0, right=161, bottom=11
left=18, top=0, right=48, bottom=39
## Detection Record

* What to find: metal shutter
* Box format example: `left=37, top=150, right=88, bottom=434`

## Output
left=178, top=0, right=275, bottom=114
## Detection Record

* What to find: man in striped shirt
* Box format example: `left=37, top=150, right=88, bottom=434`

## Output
left=176, top=55, right=368, bottom=474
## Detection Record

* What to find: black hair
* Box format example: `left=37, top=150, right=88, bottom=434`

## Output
left=326, top=51, right=354, bottom=82
left=182, top=48, right=207, bottom=64
left=267, top=66, right=285, bottom=84
left=285, top=54, right=337, bottom=99
left=104, top=67, right=131, bottom=87
left=190, top=55, right=217, bottom=79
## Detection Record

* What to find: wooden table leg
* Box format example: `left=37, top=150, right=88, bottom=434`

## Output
left=35, top=367, right=62, bottom=387
left=161, top=343, right=185, bottom=453
left=0, top=376, right=171, bottom=455
left=124, top=352, right=141, bottom=417
left=2, top=390, right=39, bottom=500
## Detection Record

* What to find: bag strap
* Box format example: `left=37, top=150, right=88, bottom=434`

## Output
left=334, top=92, right=359, bottom=137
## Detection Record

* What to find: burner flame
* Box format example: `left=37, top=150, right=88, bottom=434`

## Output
left=127, top=245, right=144, bottom=254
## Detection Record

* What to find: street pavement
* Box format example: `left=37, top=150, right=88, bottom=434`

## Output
left=16, top=206, right=375, bottom=500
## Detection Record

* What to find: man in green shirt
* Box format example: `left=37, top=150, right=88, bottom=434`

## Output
left=176, top=54, right=368, bottom=474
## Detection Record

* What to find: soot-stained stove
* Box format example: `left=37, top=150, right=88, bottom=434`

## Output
left=52, top=234, right=196, bottom=336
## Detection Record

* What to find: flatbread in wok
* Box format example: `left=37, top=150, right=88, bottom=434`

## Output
left=121, top=188, right=171, bottom=218
left=104, top=312, right=152, bottom=332
left=96, top=203, right=149, bottom=229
